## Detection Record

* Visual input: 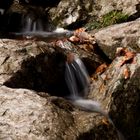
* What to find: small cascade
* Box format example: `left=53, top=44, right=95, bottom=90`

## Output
left=0, top=0, right=90, bottom=98
left=65, top=53, right=90, bottom=99
left=50, top=40, right=90, bottom=99
left=22, top=15, right=32, bottom=32
left=21, top=15, right=45, bottom=32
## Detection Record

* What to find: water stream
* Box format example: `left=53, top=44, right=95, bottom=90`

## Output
left=1, top=9, right=125, bottom=140
left=19, top=14, right=90, bottom=97
left=65, top=54, right=90, bottom=99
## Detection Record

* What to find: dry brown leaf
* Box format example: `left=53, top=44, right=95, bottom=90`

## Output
left=123, top=68, right=130, bottom=79
left=116, top=47, right=125, bottom=56
left=66, top=52, right=75, bottom=63
left=118, top=51, right=136, bottom=67
left=69, top=36, right=80, bottom=42
left=74, top=28, right=95, bottom=43
left=102, top=118, right=110, bottom=126
left=95, top=63, right=108, bottom=74
left=125, top=51, right=135, bottom=60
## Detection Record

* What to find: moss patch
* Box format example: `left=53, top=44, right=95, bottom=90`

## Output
left=85, top=10, right=129, bottom=30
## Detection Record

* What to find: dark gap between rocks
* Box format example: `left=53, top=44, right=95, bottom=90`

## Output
left=4, top=52, right=71, bottom=97
left=3, top=50, right=99, bottom=98
left=3, top=43, right=112, bottom=98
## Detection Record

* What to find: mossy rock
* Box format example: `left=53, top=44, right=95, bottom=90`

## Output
left=86, top=10, right=129, bottom=30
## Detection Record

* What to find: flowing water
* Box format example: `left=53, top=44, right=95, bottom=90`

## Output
left=21, top=15, right=45, bottom=32
left=18, top=14, right=90, bottom=97
left=6, top=12, right=125, bottom=140
left=65, top=54, right=90, bottom=99
left=55, top=40, right=90, bottom=98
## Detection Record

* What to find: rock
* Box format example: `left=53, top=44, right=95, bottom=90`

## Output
left=48, top=0, right=140, bottom=28
left=0, top=36, right=121, bottom=140
left=89, top=52, right=140, bottom=140
left=93, top=0, right=140, bottom=18
left=94, top=19, right=140, bottom=60
left=1, top=0, right=139, bottom=31
left=0, top=38, right=103, bottom=97
left=48, top=0, right=89, bottom=28
left=0, top=85, right=119, bottom=140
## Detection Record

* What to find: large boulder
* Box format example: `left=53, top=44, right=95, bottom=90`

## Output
left=48, top=0, right=140, bottom=28
left=94, top=18, right=140, bottom=59
left=0, top=85, right=119, bottom=140
left=89, top=51, right=140, bottom=140
left=0, top=38, right=103, bottom=97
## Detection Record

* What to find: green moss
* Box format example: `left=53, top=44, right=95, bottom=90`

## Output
left=85, top=10, right=129, bottom=30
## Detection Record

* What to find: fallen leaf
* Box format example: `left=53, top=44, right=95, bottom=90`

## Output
left=66, top=52, right=75, bottom=63
left=69, top=36, right=80, bottom=42
left=74, top=28, right=95, bottom=43
left=102, top=118, right=110, bottom=126
left=78, top=44, right=94, bottom=51
left=116, top=47, right=125, bottom=56
left=118, top=52, right=136, bottom=67
left=123, top=68, right=130, bottom=79
left=95, top=63, right=108, bottom=74
left=125, top=51, right=135, bottom=60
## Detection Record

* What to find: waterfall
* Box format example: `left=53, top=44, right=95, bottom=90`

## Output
left=22, top=16, right=32, bottom=32
left=7, top=6, right=90, bottom=98
left=21, top=15, right=44, bottom=32
left=65, top=53, right=90, bottom=99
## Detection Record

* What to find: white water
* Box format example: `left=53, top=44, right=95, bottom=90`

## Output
left=21, top=15, right=45, bottom=32
left=65, top=54, right=90, bottom=98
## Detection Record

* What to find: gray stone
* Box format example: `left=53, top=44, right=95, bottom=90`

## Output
left=89, top=53, right=140, bottom=139
left=94, top=19, right=140, bottom=59
left=48, top=0, right=140, bottom=27
left=0, top=85, right=119, bottom=140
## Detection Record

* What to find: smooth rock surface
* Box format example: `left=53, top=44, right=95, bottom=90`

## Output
left=0, top=85, right=119, bottom=140
left=95, top=19, right=140, bottom=59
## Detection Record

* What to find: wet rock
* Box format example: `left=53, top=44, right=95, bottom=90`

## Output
left=0, top=37, right=120, bottom=139
left=94, top=18, right=140, bottom=60
left=0, top=38, right=103, bottom=97
left=89, top=52, right=140, bottom=140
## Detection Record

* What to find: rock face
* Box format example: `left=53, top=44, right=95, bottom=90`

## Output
left=0, top=37, right=103, bottom=97
left=0, top=85, right=118, bottom=140
left=0, top=34, right=121, bottom=139
left=48, top=0, right=140, bottom=28
left=93, top=0, right=140, bottom=17
left=0, top=0, right=140, bottom=31
left=89, top=51, right=140, bottom=140
left=95, top=18, right=140, bottom=59
left=19, top=0, right=61, bottom=7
